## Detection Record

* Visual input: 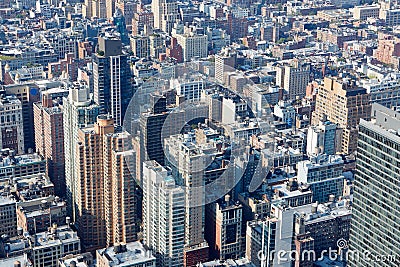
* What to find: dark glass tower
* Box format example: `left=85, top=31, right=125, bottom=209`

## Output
left=93, top=36, right=132, bottom=126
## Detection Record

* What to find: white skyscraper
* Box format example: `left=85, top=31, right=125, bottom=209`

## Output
left=63, top=82, right=100, bottom=220
left=143, top=161, right=185, bottom=267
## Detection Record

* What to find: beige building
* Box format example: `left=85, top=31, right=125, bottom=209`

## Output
left=175, top=30, right=208, bottom=62
left=152, top=0, right=179, bottom=34
left=312, top=76, right=371, bottom=154
left=353, top=4, right=380, bottom=20
left=75, top=115, right=137, bottom=252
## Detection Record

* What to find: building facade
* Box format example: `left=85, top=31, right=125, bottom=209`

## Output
left=348, top=103, right=400, bottom=267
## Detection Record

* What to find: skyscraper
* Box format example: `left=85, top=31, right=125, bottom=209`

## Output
left=94, top=36, right=132, bottom=126
left=103, top=130, right=138, bottom=246
left=33, top=92, right=65, bottom=196
left=348, top=103, right=400, bottom=267
left=75, top=115, right=138, bottom=251
left=63, top=82, right=101, bottom=218
left=142, top=160, right=185, bottom=267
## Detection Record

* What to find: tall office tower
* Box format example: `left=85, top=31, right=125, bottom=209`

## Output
left=93, top=36, right=132, bottom=126
left=215, top=49, right=236, bottom=84
left=205, top=195, right=243, bottom=260
left=0, top=95, right=24, bottom=154
left=75, top=115, right=138, bottom=251
left=306, top=117, right=338, bottom=156
left=348, top=103, right=400, bottom=267
left=164, top=134, right=208, bottom=248
left=113, top=8, right=130, bottom=45
left=116, top=0, right=137, bottom=30
left=142, top=161, right=185, bottom=267
left=103, top=130, right=138, bottom=246
left=82, top=0, right=93, bottom=18
left=63, top=82, right=100, bottom=219
left=33, top=92, right=65, bottom=196
left=139, top=94, right=168, bottom=167
left=275, top=60, right=310, bottom=100
left=152, top=0, right=179, bottom=34
left=312, top=76, right=371, bottom=154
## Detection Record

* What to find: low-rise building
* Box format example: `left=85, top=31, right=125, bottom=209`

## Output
left=30, top=224, right=81, bottom=267
left=96, top=242, right=156, bottom=267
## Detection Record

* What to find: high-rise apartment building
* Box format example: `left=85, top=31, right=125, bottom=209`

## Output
left=75, top=115, right=138, bottom=251
left=3, top=83, right=40, bottom=152
left=312, top=76, right=371, bottom=154
left=0, top=95, right=24, bottom=154
left=103, top=130, right=138, bottom=246
left=348, top=103, right=400, bottom=267
left=164, top=133, right=208, bottom=248
left=94, top=36, right=132, bottom=126
left=142, top=161, right=185, bottom=267
left=63, top=82, right=101, bottom=219
left=33, top=92, right=65, bottom=196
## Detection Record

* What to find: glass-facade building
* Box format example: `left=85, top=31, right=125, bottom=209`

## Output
left=348, top=104, right=400, bottom=267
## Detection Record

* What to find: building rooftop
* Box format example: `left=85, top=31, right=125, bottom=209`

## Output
left=59, top=253, right=94, bottom=267
left=34, top=225, right=79, bottom=249
left=0, top=150, right=44, bottom=169
left=0, top=94, right=21, bottom=106
left=97, top=241, right=156, bottom=266
left=200, top=258, right=256, bottom=266
left=0, top=254, right=32, bottom=267
left=0, top=195, right=15, bottom=206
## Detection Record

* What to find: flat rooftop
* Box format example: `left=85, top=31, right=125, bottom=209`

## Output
left=97, top=241, right=156, bottom=266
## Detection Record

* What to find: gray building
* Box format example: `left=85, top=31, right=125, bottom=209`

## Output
left=348, top=103, right=400, bottom=267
